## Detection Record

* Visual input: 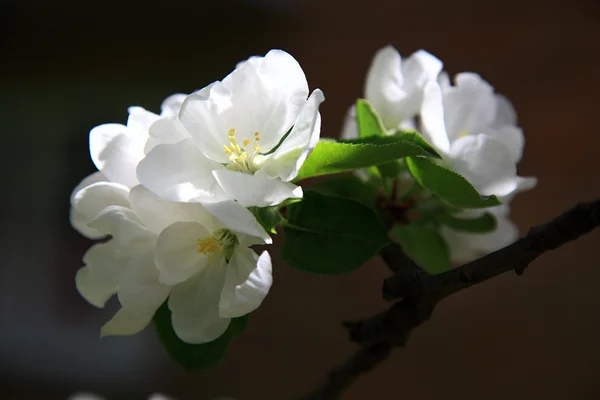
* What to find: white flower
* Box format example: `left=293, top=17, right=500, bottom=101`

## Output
left=440, top=205, right=518, bottom=263
left=420, top=72, right=537, bottom=198
left=137, top=49, right=324, bottom=208
left=71, top=94, right=273, bottom=343
left=73, top=184, right=273, bottom=343
left=89, top=94, right=186, bottom=188
left=71, top=94, right=187, bottom=239
left=342, top=46, right=443, bottom=139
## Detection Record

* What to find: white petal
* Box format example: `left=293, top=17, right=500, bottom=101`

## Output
left=145, top=116, right=189, bottom=153
left=69, top=171, right=106, bottom=204
left=117, top=252, right=170, bottom=317
left=340, top=105, right=359, bottom=140
left=76, top=241, right=130, bottom=308
left=261, top=89, right=324, bottom=181
left=442, top=73, right=496, bottom=143
left=127, top=106, right=161, bottom=135
left=468, top=214, right=519, bottom=253
left=491, top=94, right=517, bottom=127
left=365, top=47, right=441, bottom=127
left=219, top=249, right=272, bottom=318
left=129, top=185, right=216, bottom=234
left=440, top=227, right=479, bottom=264
left=516, top=176, right=538, bottom=192
left=89, top=206, right=155, bottom=248
left=154, top=221, right=212, bottom=285
left=169, top=262, right=231, bottom=344
left=75, top=265, right=117, bottom=308
left=484, top=125, right=524, bottom=163
left=177, top=82, right=230, bottom=163
left=89, top=122, right=146, bottom=188
left=100, top=307, right=153, bottom=337
left=137, top=139, right=229, bottom=203
left=420, top=81, right=451, bottom=154
left=365, top=46, right=405, bottom=128
left=70, top=182, right=130, bottom=239
left=399, top=49, right=443, bottom=112
left=213, top=169, right=302, bottom=207
left=438, top=71, right=451, bottom=90
left=160, top=93, right=187, bottom=117
left=181, top=50, right=309, bottom=161
left=499, top=176, right=538, bottom=203
left=202, top=200, right=272, bottom=244
left=449, top=134, right=518, bottom=197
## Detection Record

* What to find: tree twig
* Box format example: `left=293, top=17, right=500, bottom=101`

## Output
left=304, top=199, right=600, bottom=399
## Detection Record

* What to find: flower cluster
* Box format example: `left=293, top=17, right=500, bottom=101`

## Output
left=70, top=50, right=324, bottom=343
left=70, top=45, right=537, bottom=361
left=343, top=46, right=536, bottom=262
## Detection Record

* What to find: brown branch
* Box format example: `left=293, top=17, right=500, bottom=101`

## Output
left=304, top=199, right=600, bottom=399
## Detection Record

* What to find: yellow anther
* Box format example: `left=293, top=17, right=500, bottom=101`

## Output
left=458, top=130, right=469, bottom=138
left=223, top=128, right=260, bottom=174
left=197, top=236, right=222, bottom=261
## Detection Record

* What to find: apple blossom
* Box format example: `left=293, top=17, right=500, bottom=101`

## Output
left=137, top=49, right=324, bottom=208
left=70, top=94, right=187, bottom=239
left=342, top=46, right=442, bottom=139
left=439, top=205, right=517, bottom=263
left=73, top=184, right=273, bottom=343
left=419, top=72, right=537, bottom=198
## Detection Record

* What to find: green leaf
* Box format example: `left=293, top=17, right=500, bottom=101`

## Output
left=375, top=160, right=405, bottom=179
left=248, top=206, right=283, bottom=234
left=282, top=191, right=389, bottom=274
left=356, top=99, right=387, bottom=138
left=295, top=133, right=439, bottom=181
left=154, top=302, right=249, bottom=371
left=309, top=174, right=379, bottom=208
left=394, top=224, right=451, bottom=274
left=406, top=157, right=501, bottom=209
left=434, top=212, right=497, bottom=233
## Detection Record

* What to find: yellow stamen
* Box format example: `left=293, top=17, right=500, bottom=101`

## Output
left=197, top=236, right=222, bottom=262
left=223, top=128, right=261, bottom=173
left=459, top=130, right=469, bottom=138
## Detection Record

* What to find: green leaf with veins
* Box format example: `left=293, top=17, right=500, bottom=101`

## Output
left=309, top=174, right=379, bottom=209
left=282, top=191, right=389, bottom=274
left=394, top=224, right=451, bottom=274
left=356, top=99, right=388, bottom=138
left=406, top=156, right=501, bottom=209
left=295, top=133, right=439, bottom=181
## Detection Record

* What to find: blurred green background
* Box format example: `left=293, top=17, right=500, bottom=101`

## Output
left=2, top=0, right=600, bottom=399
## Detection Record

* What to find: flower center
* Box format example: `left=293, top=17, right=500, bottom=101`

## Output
left=223, top=128, right=261, bottom=174
left=196, top=236, right=221, bottom=262
left=458, top=130, right=470, bottom=138
left=196, top=228, right=239, bottom=262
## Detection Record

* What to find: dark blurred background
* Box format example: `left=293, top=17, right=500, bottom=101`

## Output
left=1, top=0, right=600, bottom=399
